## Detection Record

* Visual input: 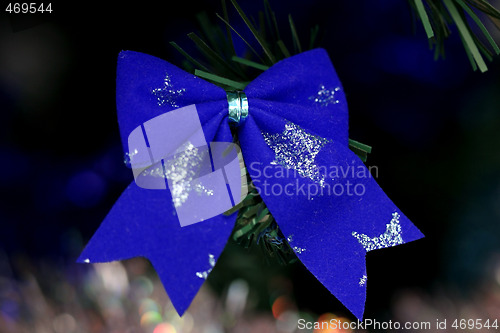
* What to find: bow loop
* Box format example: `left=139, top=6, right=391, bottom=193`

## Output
left=116, top=51, right=227, bottom=154
left=244, top=48, right=349, bottom=144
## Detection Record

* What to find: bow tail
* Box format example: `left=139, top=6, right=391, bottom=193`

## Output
left=78, top=182, right=236, bottom=314
left=239, top=116, right=424, bottom=319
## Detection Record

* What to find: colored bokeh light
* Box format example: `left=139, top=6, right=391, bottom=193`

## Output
left=153, top=322, right=177, bottom=333
left=140, top=310, right=163, bottom=327
left=271, top=295, right=295, bottom=319
left=314, top=313, right=352, bottom=333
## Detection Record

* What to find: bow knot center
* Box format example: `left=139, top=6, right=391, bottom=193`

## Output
left=227, top=91, right=248, bottom=126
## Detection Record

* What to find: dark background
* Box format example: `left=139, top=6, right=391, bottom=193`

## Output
left=1, top=0, right=500, bottom=327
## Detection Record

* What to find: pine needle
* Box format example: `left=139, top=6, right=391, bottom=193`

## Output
left=232, top=56, right=269, bottom=70
left=169, top=41, right=210, bottom=72
left=188, top=32, right=245, bottom=78
left=414, top=0, right=435, bottom=38
left=215, top=13, right=265, bottom=63
left=221, top=0, right=236, bottom=55
left=229, top=0, right=276, bottom=63
left=443, top=0, right=488, bottom=72
left=194, top=69, right=247, bottom=89
left=409, top=0, right=500, bottom=72
left=289, top=14, right=302, bottom=53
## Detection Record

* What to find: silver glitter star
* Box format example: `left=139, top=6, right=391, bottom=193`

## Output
left=151, top=73, right=185, bottom=108
left=139, top=142, right=213, bottom=208
left=262, top=122, right=331, bottom=187
left=352, top=212, right=404, bottom=252
left=309, top=85, right=341, bottom=106
left=196, top=253, right=215, bottom=280
left=162, top=143, right=213, bottom=208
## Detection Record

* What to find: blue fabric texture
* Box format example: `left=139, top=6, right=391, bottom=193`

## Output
left=78, top=49, right=424, bottom=319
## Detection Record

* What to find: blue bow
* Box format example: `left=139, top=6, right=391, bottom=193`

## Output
left=78, top=48, right=424, bottom=319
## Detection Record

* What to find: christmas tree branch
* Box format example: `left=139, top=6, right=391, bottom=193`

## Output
left=409, top=0, right=500, bottom=72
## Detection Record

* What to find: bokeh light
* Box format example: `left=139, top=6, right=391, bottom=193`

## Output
left=153, top=322, right=177, bottom=333
left=140, top=310, right=163, bottom=327
left=313, top=313, right=352, bottom=333
left=52, top=313, right=76, bottom=333
left=139, top=298, right=160, bottom=316
left=271, top=295, right=295, bottom=319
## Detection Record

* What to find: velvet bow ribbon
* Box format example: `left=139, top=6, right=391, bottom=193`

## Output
left=78, top=48, right=424, bottom=319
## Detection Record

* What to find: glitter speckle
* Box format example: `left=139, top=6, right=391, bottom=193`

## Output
left=287, top=234, right=306, bottom=254
left=359, top=275, right=367, bottom=286
left=152, top=73, right=185, bottom=108
left=262, top=122, right=331, bottom=187
left=124, top=149, right=138, bottom=167
left=309, top=85, right=341, bottom=106
left=196, top=254, right=215, bottom=279
left=352, top=212, right=404, bottom=252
